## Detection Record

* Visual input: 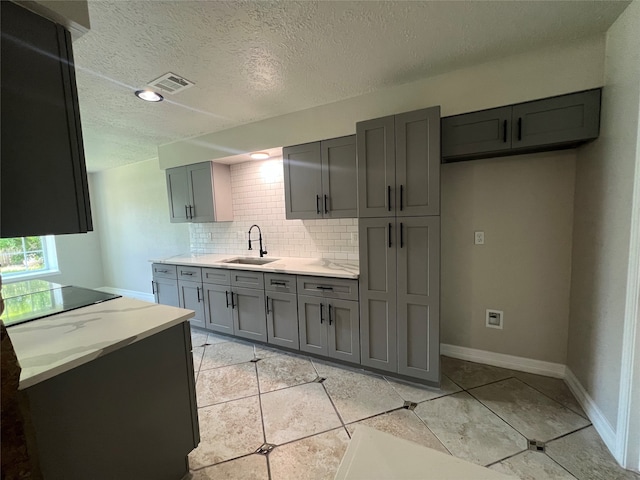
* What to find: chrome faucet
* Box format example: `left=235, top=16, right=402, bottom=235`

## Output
left=248, top=224, right=267, bottom=257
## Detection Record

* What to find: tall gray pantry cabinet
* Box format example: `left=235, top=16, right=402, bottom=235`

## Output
left=357, top=106, right=441, bottom=384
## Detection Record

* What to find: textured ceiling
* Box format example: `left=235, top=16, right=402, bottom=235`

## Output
left=73, top=0, right=629, bottom=171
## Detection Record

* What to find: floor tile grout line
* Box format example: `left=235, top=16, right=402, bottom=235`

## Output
left=196, top=392, right=261, bottom=411
left=268, top=426, right=346, bottom=450
left=464, top=388, right=532, bottom=446
left=544, top=451, right=580, bottom=479
left=260, top=377, right=324, bottom=396
left=409, top=410, right=454, bottom=457
left=189, top=451, right=258, bottom=472
left=320, top=382, right=349, bottom=430
left=254, top=361, right=273, bottom=480
left=483, top=448, right=529, bottom=468
left=509, top=376, right=589, bottom=420
left=544, top=424, right=593, bottom=445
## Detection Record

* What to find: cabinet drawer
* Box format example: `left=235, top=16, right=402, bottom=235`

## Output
left=297, top=276, right=358, bottom=301
left=231, top=271, right=264, bottom=289
left=265, top=273, right=297, bottom=294
left=152, top=263, right=177, bottom=279
left=202, top=268, right=231, bottom=285
left=177, top=265, right=202, bottom=282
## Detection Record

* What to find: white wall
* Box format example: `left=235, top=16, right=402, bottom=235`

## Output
left=159, top=37, right=604, bottom=168
left=92, top=159, right=190, bottom=293
left=190, top=159, right=358, bottom=261
left=441, top=151, right=576, bottom=365
left=568, top=0, right=640, bottom=446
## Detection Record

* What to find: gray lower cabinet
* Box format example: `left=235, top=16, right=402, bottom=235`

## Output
left=266, top=291, right=299, bottom=349
left=283, top=135, right=357, bottom=220
left=232, top=287, right=267, bottom=342
left=359, top=217, right=440, bottom=383
left=298, top=294, right=360, bottom=363
left=178, top=280, right=206, bottom=329
left=357, top=107, right=440, bottom=218
left=204, top=283, right=234, bottom=334
left=153, top=277, right=180, bottom=308
left=359, top=218, right=398, bottom=373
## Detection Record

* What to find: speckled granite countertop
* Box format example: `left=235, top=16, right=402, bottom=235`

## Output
left=151, top=254, right=359, bottom=279
left=6, top=297, right=194, bottom=390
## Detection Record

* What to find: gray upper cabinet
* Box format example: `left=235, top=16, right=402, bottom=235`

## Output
left=283, top=142, right=323, bottom=219
left=1, top=2, right=92, bottom=237
left=359, top=218, right=398, bottom=373
left=284, top=136, right=357, bottom=220
left=166, top=161, right=233, bottom=223
left=357, top=107, right=441, bottom=218
left=357, top=115, right=396, bottom=218
left=204, top=283, right=234, bottom=335
left=441, top=107, right=512, bottom=159
left=396, top=216, right=440, bottom=382
left=266, top=291, right=299, bottom=349
left=442, top=89, right=601, bottom=163
left=321, top=136, right=357, bottom=218
left=512, top=89, right=601, bottom=149
left=395, top=108, right=441, bottom=217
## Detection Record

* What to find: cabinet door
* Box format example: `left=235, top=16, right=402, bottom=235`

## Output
left=327, top=299, right=360, bottom=364
left=298, top=295, right=328, bottom=356
left=1, top=2, right=92, bottom=237
left=153, top=277, right=179, bottom=308
left=357, top=116, right=396, bottom=217
left=178, top=281, right=206, bottom=329
left=441, top=106, right=512, bottom=161
left=204, top=284, right=234, bottom=335
left=166, top=166, right=189, bottom=223
left=283, top=142, right=323, bottom=220
left=397, top=217, right=440, bottom=383
left=358, top=218, right=397, bottom=372
left=512, top=89, right=601, bottom=149
left=396, top=107, right=441, bottom=217
left=187, top=162, right=216, bottom=222
left=266, top=292, right=299, bottom=349
left=232, top=287, right=267, bottom=342
left=321, top=135, right=357, bottom=218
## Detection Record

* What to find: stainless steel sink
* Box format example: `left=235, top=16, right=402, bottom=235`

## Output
left=223, top=257, right=277, bottom=266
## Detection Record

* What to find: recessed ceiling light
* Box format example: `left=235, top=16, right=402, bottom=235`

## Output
left=135, top=90, right=164, bottom=102
left=250, top=152, right=270, bottom=160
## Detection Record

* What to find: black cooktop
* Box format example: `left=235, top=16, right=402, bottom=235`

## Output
left=1, top=286, right=121, bottom=328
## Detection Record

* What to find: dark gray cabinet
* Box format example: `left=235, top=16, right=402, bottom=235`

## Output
left=266, top=291, right=299, bottom=349
left=283, top=135, right=357, bottom=220
left=357, top=107, right=441, bottom=218
left=178, top=280, right=206, bottom=329
left=441, top=107, right=512, bottom=159
left=396, top=217, right=440, bottom=382
left=442, top=89, right=601, bottom=162
left=359, top=218, right=398, bottom=373
left=1, top=2, right=92, bottom=237
left=204, top=283, right=234, bottom=334
left=297, top=277, right=360, bottom=364
left=232, top=287, right=267, bottom=342
left=166, top=162, right=233, bottom=223
left=359, top=217, right=440, bottom=382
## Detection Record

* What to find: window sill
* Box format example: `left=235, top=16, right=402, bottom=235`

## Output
left=1, top=269, right=61, bottom=284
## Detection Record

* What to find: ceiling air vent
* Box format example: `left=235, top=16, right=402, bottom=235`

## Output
left=147, top=72, right=194, bottom=94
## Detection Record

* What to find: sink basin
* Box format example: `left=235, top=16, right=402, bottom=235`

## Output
left=223, top=257, right=278, bottom=266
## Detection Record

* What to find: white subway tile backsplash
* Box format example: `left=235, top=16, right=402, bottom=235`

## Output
left=189, top=159, right=359, bottom=260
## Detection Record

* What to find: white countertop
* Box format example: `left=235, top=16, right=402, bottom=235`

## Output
left=6, top=297, right=194, bottom=390
left=152, top=254, right=359, bottom=279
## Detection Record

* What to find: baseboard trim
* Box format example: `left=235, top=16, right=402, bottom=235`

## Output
left=565, top=367, right=617, bottom=453
left=440, top=344, right=566, bottom=378
left=98, top=286, right=155, bottom=303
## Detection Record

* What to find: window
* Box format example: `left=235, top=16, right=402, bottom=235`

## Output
left=0, top=236, right=59, bottom=282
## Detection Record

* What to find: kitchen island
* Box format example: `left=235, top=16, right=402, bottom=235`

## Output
left=4, top=294, right=199, bottom=480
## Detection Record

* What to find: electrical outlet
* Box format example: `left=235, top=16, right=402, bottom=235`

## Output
left=351, top=232, right=359, bottom=246
left=474, top=231, right=485, bottom=245
left=486, top=309, right=504, bottom=329
left=206, top=232, right=212, bottom=241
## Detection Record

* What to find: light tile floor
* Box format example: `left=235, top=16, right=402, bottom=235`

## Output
left=186, top=329, right=640, bottom=480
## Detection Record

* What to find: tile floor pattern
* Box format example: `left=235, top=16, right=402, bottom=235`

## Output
left=185, top=329, right=639, bottom=480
